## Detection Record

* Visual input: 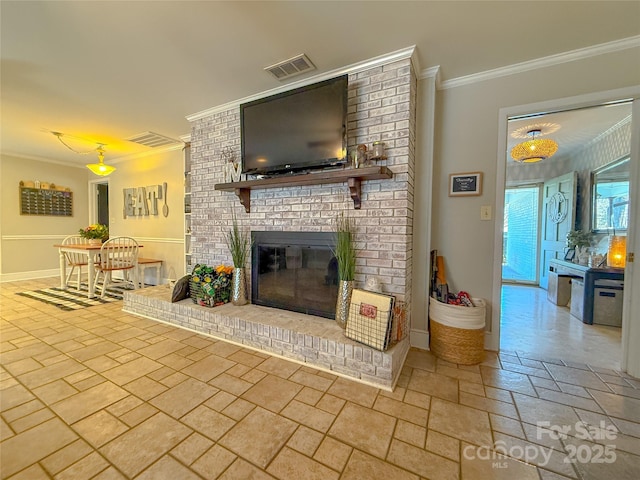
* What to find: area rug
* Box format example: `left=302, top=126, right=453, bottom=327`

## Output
left=16, top=283, right=133, bottom=311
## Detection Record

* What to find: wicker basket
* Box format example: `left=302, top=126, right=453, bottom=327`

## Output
left=429, top=320, right=485, bottom=365
left=429, top=297, right=485, bottom=365
left=189, top=264, right=232, bottom=307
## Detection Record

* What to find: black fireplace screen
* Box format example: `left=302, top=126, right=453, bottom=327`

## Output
left=251, top=231, right=338, bottom=319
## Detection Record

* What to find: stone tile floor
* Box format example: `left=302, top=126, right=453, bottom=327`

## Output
left=1, top=278, right=640, bottom=479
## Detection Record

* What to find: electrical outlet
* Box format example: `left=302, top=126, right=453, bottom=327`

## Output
left=480, top=206, right=492, bottom=220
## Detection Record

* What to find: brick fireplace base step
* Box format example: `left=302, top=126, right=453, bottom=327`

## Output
left=123, top=286, right=409, bottom=391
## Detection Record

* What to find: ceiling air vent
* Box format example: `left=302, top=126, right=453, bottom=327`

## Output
left=126, top=131, right=181, bottom=148
left=264, top=54, right=316, bottom=81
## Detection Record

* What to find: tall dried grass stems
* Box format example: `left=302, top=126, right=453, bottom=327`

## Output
left=334, top=212, right=356, bottom=281
left=225, top=214, right=251, bottom=268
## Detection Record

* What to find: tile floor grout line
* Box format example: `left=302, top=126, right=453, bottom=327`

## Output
left=2, top=364, right=129, bottom=480
left=3, top=279, right=640, bottom=479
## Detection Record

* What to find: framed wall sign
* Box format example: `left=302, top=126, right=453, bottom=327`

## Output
left=449, top=172, right=483, bottom=197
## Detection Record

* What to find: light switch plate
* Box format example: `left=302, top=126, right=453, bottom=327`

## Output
left=481, top=206, right=492, bottom=220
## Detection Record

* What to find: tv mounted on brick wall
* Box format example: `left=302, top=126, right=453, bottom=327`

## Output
left=241, top=75, right=348, bottom=176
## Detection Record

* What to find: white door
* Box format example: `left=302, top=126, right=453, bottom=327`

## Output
left=622, top=98, right=640, bottom=376
left=539, top=171, right=576, bottom=289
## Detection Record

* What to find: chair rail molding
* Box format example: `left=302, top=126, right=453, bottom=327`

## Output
left=132, top=237, right=183, bottom=244
left=2, top=235, right=67, bottom=241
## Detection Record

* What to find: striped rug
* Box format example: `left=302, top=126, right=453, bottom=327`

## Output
left=16, top=283, right=133, bottom=311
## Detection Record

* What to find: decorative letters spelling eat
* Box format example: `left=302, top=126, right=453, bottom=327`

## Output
left=123, top=185, right=163, bottom=217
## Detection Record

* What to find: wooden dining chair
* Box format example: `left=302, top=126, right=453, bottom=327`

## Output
left=62, top=234, right=89, bottom=291
left=94, top=236, right=139, bottom=298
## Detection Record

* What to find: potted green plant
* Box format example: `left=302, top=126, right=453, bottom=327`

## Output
left=224, top=214, right=251, bottom=305
left=333, top=212, right=356, bottom=328
left=566, top=229, right=593, bottom=264
left=79, top=224, right=109, bottom=245
left=566, top=230, right=593, bottom=249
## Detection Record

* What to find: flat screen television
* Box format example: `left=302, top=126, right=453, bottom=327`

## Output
left=241, top=75, right=348, bottom=176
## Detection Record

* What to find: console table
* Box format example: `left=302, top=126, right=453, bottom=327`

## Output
left=214, top=166, right=393, bottom=213
left=549, top=259, right=624, bottom=325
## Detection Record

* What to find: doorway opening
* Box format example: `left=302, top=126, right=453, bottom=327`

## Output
left=89, top=179, right=110, bottom=229
left=502, top=185, right=541, bottom=284
left=97, top=183, right=109, bottom=227
left=497, top=98, right=633, bottom=369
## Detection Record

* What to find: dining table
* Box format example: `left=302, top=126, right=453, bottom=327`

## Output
left=53, top=242, right=143, bottom=299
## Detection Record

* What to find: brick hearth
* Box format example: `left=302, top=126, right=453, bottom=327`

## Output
left=124, top=286, right=410, bottom=390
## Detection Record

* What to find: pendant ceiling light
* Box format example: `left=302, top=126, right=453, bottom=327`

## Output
left=52, top=131, right=116, bottom=176
left=86, top=147, right=116, bottom=176
left=510, top=129, right=558, bottom=163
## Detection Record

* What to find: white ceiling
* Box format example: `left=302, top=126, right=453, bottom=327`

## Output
left=506, top=101, right=633, bottom=163
left=2, top=1, right=639, bottom=167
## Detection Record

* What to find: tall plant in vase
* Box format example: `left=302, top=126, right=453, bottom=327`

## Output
left=225, top=213, right=251, bottom=305
left=333, top=212, right=356, bottom=329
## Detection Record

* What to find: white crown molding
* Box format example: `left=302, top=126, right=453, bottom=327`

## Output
left=0, top=151, right=87, bottom=169
left=408, top=46, right=421, bottom=76
left=2, top=142, right=186, bottom=167
left=186, top=46, right=417, bottom=122
left=110, top=143, right=185, bottom=164
left=440, top=35, right=640, bottom=90
left=419, top=65, right=441, bottom=89
left=582, top=112, right=632, bottom=152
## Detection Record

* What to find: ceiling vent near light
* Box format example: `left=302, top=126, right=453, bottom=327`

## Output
left=264, top=54, right=316, bottom=80
left=126, top=131, right=181, bottom=148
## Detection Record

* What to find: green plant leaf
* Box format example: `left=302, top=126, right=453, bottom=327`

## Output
left=225, top=212, right=252, bottom=267
left=333, top=212, right=356, bottom=281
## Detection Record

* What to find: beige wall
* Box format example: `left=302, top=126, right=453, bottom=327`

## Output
left=107, top=147, right=186, bottom=282
left=425, top=46, right=640, bottom=337
left=0, top=154, right=90, bottom=277
left=0, top=148, right=187, bottom=283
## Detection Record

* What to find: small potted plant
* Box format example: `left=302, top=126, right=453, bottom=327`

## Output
left=333, top=212, right=357, bottom=328
left=224, top=214, right=251, bottom=305
left=566, top=229, right=593, bottom=264
left=79, top=224, right=109, bottom=245
left=566, top=229, right=593, bottom=249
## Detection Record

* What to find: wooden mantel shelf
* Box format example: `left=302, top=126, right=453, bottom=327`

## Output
left=214, top=166, right=393, bottom=213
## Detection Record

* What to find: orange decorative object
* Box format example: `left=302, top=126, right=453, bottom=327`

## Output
left=608, top=235, right=626, bottom=268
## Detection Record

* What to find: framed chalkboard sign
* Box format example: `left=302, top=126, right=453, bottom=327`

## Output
left=449, top=172, right=482, bottom=197
left=20, top=187, right=73, bottom=216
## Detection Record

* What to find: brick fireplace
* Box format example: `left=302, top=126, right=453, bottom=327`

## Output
left=167, top=52, right=417, bottom=388
left=189, top=56, right=416, bottom=303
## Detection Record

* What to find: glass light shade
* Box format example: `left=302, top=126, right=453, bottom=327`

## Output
left=608, top=235, right=626, bottom=268
left=511, top=138, right=559, bottom=163
left=86, top=161, right=116, bottom=176
left=86, top=151, right=116, bottom=176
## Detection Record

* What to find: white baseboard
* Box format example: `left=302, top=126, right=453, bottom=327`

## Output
left=484, top=331, right=499, bottom=351
left=410, top=328, right=430, bottom=350
left=0, top=269, right=59, bottom=283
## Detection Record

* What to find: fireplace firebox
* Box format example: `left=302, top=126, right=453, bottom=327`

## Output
left=251, top=231, right=338, bottom=319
